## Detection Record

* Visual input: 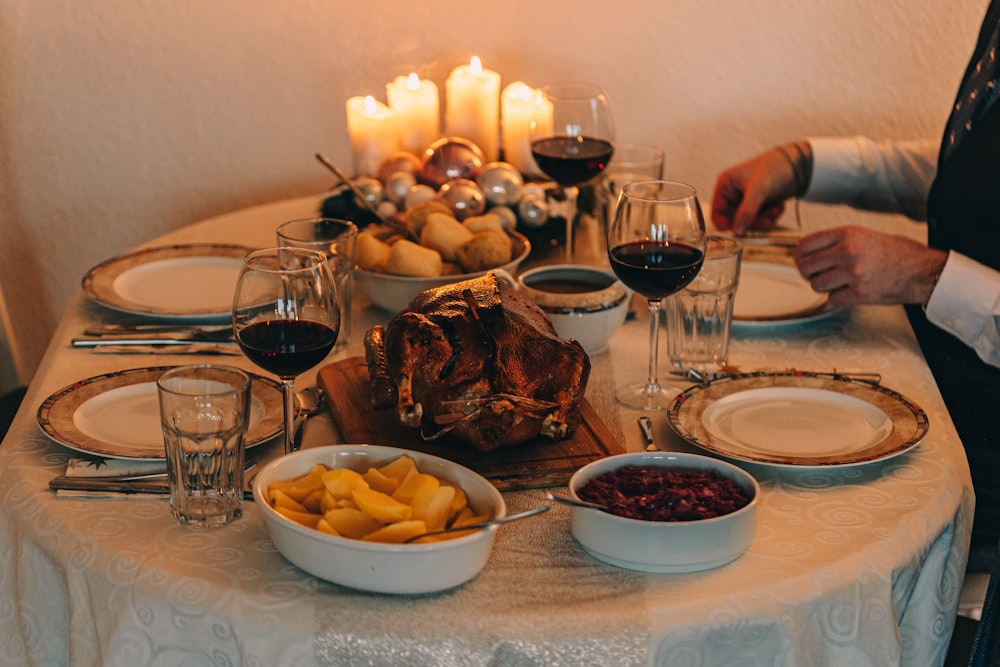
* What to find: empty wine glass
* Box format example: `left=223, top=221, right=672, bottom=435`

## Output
left=530, top=81, right=615, bottom=261
left=607, top=181, right=706, bottom=410
left=232, top=247, right=340, bottom=455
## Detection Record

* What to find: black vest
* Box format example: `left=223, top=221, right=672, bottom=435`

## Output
left=911, top=0, right=1000, bottom=546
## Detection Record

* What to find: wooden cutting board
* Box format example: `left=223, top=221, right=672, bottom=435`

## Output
left=316, top=357, right=625, bottom=491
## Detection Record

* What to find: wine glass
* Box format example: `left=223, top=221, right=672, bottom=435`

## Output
left=530, top=81, right=615, bottom=261
left=232, top=247, right=340, bottom=455
left=607, top=180, right=706, bottom=410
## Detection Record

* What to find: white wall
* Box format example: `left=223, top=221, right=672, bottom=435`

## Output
left=0, top=0, right=989, bottom=388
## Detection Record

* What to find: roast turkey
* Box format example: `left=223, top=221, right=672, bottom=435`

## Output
left=364, top=272, right=591, bottom=451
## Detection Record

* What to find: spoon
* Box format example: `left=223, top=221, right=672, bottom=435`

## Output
left=403, top=506, right=549, bottom=543
left=545, top=492, right=608, bottom=511
left=292, top=386, right=326, bottom=449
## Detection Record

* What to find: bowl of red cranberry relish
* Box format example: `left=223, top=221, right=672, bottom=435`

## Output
left=567, top=452, right=759, bottom=572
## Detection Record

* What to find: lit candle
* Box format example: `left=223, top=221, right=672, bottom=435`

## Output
left=386, top=73, right=440, bottom=156
left=345, top=95, right=400, bottom=177
left=445, top=56, right=501, bottom=162
left=501, top=81, right=552, bottom=178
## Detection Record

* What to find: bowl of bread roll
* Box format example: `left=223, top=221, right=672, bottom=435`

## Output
left=355, top=199, right=531, bottom=313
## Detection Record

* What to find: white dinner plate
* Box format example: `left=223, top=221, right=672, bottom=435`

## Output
left=82, top=244, right=253, bottom=321
left=733, top=261, right=829, bottom=322
left=667, top=371, right=929, bottom=468
left=37, top=367, right=284, bottom=460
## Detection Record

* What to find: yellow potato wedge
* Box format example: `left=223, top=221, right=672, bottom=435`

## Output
left=323, top=507, right=385, bottom=539
left=363, top=466, right=401, bottom=495
left=275, top=505, right=321, bottom=529
left=322, top=468, right=369, bottom=500
left=392, top=472, right=438, bottom=505
left=362, top=520, right=429, bottom=544
left=353, top=486, right=413, bottom=523
left=412, top=485, right=456, bottom=532
left=269, top=489, right=309, bottom=513
left=378, top=455, right=417, bottom=482
left=315, top=518, right=341, bottom=536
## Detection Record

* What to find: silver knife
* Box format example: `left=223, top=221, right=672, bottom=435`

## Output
left=48, top=476, right=255, bottom=500
left=82, top=343, right=242, bottom=356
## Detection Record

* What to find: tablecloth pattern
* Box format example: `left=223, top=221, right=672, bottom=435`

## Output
left=0, top=195, right=973, bottom=666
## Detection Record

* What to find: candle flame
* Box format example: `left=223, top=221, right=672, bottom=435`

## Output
left=406, top=72, right=420, bottom=91
left=470, top=56, right=482, bottom=75
left=363, top=95, right=378, bottom=114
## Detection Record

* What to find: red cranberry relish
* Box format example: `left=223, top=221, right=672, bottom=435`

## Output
left=577, top=465, right=751, bottom=521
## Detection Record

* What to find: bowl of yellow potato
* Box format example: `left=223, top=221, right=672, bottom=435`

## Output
left=354, top=201, right=531, bottom=313
left=252, top=444, right=506, bottom=594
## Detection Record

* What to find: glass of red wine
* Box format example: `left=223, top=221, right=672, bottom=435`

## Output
left=607, top=180, right=706, bottom=410
left=530, top=81, right=615, bottom=261
left=232, top=247, right=340, bottom=455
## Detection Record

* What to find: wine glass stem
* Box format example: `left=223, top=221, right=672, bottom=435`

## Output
left=645, top=298, right=664, bottom=397
left=281, top=379, right=296, bottom=455
left=563, top=186, right=579, bottom=262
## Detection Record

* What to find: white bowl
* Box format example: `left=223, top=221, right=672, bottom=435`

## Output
left=355, top=231, right=531, bottom=313
left=567, top=451, right=758, bottom=572
left=517, top=264, right=631, bottom=353
left=253, top=444, right=506, bottom=594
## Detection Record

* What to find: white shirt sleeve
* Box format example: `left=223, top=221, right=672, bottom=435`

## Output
left=805, top=136, right=938, bottom=221
left=925, top=252, right=1000, bottom=368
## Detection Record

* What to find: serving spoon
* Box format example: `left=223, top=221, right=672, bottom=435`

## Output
left=403, top=506, right=549, bottom=543
left=545, top=492, right=608, bottom=511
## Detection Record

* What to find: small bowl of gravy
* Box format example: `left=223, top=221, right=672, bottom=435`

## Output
left=517, top=264, right=631, bottom=353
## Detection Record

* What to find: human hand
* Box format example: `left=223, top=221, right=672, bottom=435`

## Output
left=794, top=226, right=948, bottom=307
left=710, top=143, right=805, bottom=234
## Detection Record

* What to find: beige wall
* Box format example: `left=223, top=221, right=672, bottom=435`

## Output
left=0, top=0, right=989, bottom=390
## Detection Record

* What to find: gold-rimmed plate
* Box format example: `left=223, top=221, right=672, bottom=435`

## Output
left=82, top=244, right=253, bottom=321
left=667, top=371, right=929, bottom=468
left=37, top=366, right=283, bottom=460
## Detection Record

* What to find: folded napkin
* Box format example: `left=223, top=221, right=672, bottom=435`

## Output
left=51, top=457, right=170, bottom=498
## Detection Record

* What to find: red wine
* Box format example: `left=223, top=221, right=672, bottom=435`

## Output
left=609, top=241, right=704, bottom=300
left=531, top=136, right=613, bottom=186
left=237, top=319, right=337, bottom=378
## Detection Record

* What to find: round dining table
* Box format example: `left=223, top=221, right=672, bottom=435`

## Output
left=0, top=193, right=973, bottom=666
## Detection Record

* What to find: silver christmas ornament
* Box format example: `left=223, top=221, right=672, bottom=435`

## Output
left=385, top=171, right=417, bottom=204
left=517, top=196, right=549, bottom=228
left=353, top=177, right=384, bottom=209
left=404, top=184, right=436, bottom=210
left=489, top=205, right=518, bottom=231
left=438, top=178, right=486, bottom=221
left=419, top=137, right=486, bottom=189
left=476, top=162, right=524, bottom=206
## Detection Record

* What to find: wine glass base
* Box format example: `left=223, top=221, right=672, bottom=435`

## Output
left=614, top=382, right=684, bottom=411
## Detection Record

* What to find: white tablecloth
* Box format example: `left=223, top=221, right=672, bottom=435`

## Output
left=0, top=195, right=973, bottom=666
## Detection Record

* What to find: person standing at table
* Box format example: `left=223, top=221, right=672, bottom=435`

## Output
left=711, top=0, right=1000, bottom=570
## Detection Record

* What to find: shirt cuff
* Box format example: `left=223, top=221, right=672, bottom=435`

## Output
left=925, top=252, right=1000, bottom=341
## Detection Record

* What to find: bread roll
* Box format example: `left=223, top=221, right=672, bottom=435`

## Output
left=385, top=239, right=443, bottom=277
left=356, top=232, right=393, bottom=271
left=419, top=213, right=474, bottom=262
left=463, top=213, right=505, bottom=235
left=403, top=199, right=453, bottom=239
left=456, top=230, right=512, bottom=272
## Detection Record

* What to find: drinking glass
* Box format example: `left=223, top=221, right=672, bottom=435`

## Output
left=530, top=82, right=615, bottom=261
left=157, top=364, right=251, bottom=527
left=607, top=180, right=706, bottom=410
left=276, top=217, right=358, bottom=352
left=232, top=247, right=340, bottom=455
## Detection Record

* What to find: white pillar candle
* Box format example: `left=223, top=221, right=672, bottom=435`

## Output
left=386, top=73, right=440, bottom=156
left=345, top=95, right=400, bottom=177
left=501, top=81, right=552, bottom=178
left=445, top=56, right=501, bottom=162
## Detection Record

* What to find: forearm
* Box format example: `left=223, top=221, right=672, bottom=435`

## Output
left=803, top=136, right=938, bottom=221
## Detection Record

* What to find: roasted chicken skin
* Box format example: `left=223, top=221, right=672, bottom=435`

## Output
left=364, top=272, right=590, bottom=451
